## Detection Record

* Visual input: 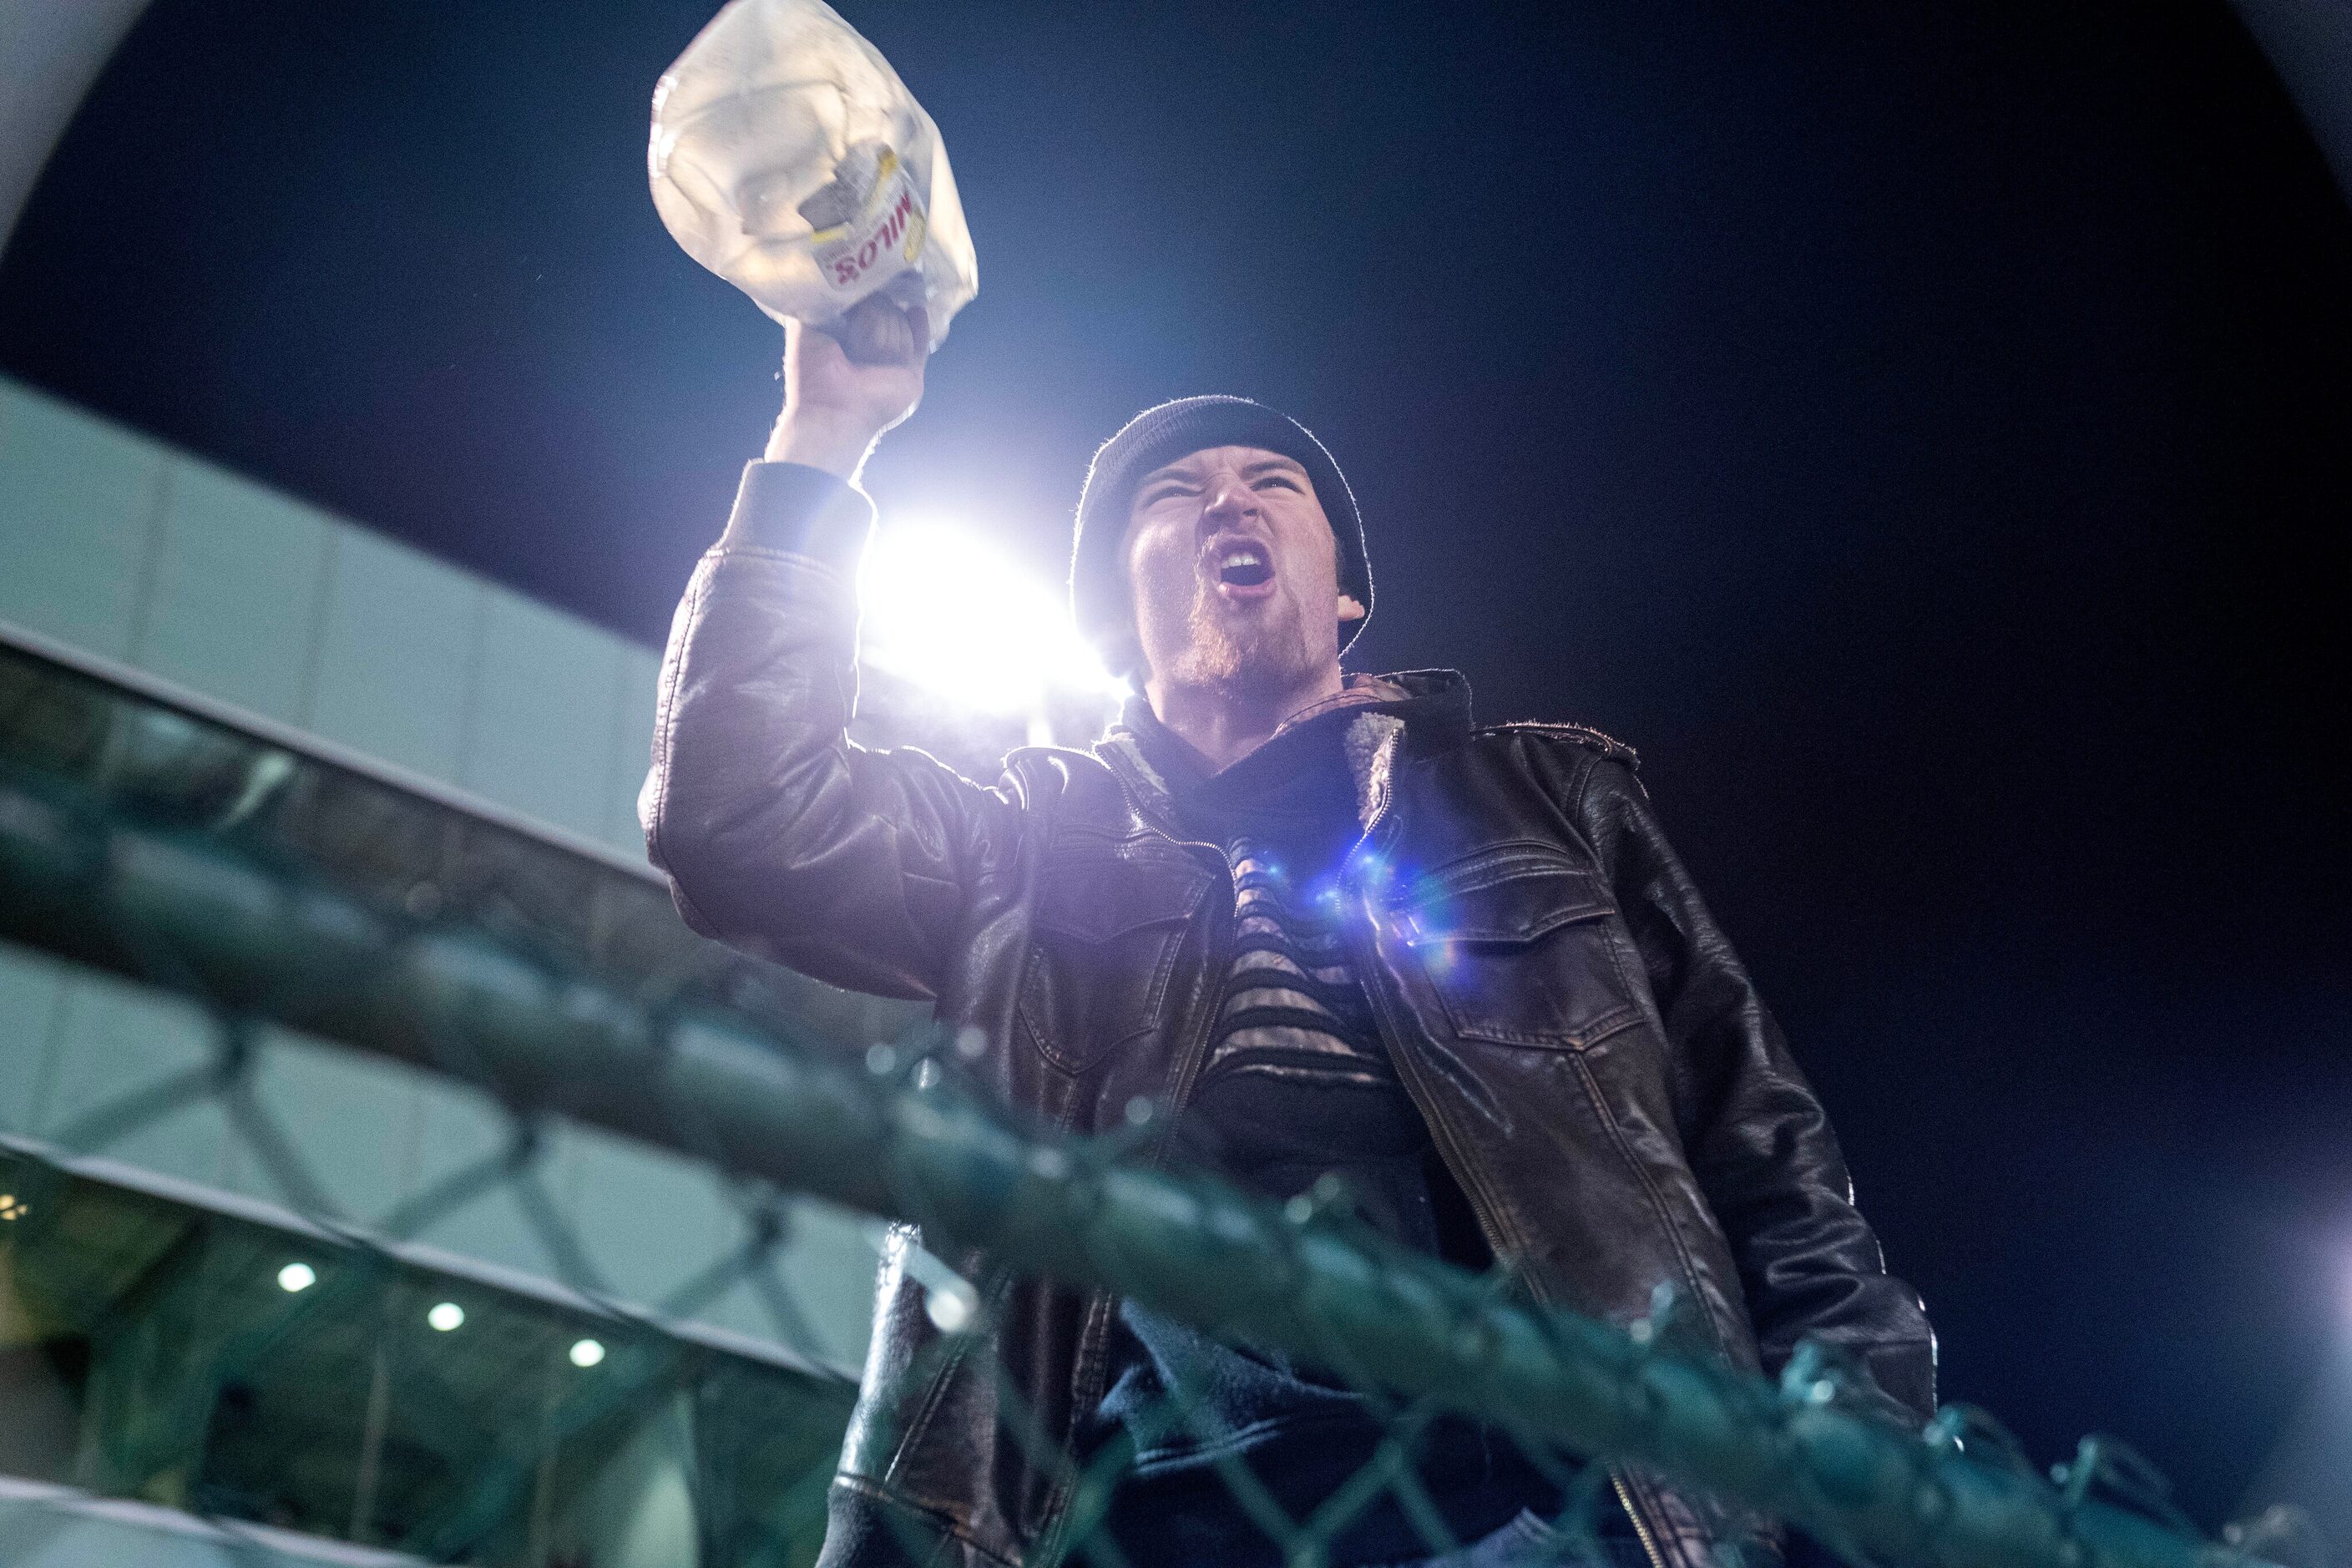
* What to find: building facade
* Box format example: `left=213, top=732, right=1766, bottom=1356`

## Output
left=0, top=374, right=918, bottom=1568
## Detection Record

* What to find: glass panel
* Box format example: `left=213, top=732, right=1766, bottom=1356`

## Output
left=138, top=462, right=331, bottom=723
left=559, top=1125, right=736, bottom=1318
left=460, top=595, right=620, bottom=842
left=38, top=974, right=229, bottom=1189
left=0, top=942, right=68, bottom=1136
left=0, top=380, right=164, bottom=660
left=245, top=1029, right=429, bottom=1223
left=0, top=1150, right=857, bottom=1567
left=307, top=529, right=484, bottom=784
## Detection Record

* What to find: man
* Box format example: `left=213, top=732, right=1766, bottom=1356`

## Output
left=643, top=298, right=1936, bottom=1568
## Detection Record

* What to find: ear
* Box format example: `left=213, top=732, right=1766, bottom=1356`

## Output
left=1336, top=594, right=1368, bottom=622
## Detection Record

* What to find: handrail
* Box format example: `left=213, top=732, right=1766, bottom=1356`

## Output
left=0, top=757, right=2261, bottom=1568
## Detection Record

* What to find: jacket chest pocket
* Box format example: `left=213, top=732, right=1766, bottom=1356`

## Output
left=1392, top=848, right=1641, bottom=1050
left=1019, top=852, right=1211, bottom=1075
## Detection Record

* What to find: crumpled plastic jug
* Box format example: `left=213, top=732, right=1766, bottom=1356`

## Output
left=650, top=0, right=978, bottom=349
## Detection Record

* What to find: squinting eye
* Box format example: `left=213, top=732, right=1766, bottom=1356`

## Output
left=1256, top=475, right=1301, bottom=491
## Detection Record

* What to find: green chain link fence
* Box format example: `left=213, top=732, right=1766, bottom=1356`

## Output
left=0, top=636, right=2321, bottom=1568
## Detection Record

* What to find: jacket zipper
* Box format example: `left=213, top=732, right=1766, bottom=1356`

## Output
left=1343, top=778, right=1677, bottom=1568
left=1612, top=1474, right=1673, bottom=1568
left=1033, top=787, right=1234, bottom=1566
left=1081, top=743, right=1237, bottom=1125
left=1162, top=846, right=1238, bottom=1119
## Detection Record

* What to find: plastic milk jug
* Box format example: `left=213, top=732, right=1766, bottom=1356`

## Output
left=650, top=0, right=978, bottom=349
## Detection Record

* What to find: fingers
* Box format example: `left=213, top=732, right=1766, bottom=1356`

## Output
left=830, top=296, right=928, bottom=367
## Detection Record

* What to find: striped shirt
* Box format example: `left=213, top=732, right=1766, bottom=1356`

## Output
left=1196, top=836, right=1393, bottom=1095
left=1131, top=702, right=1448, bottom=1255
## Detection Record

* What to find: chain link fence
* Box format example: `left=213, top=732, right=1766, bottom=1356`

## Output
left=0, top=636, right=2320, bottom=1568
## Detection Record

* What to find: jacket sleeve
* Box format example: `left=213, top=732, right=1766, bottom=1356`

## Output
left=1576, top=755, right=1939, bottom=1421
left=640, top=462, right=1019, bottom=1001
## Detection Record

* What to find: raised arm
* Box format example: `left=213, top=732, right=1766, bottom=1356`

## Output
left=640, top=300, right=1017, bottom=999
left=1576, top=756, right=1939, bottom=1420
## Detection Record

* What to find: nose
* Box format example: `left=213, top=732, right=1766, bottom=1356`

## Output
left=1201, top=473, right=1258, bottom=529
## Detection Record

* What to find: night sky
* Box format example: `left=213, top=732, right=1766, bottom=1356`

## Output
left=4, top=0, right=2349, bottom=1534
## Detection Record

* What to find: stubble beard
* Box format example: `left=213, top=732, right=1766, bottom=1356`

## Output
left=1166, top=582, right=1318, bottom=704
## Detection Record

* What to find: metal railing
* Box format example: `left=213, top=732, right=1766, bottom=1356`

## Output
left=0, top=637, right=2316, bottom=1568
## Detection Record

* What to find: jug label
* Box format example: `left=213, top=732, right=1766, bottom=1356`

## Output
left=811, top=147, right=928, bottom=296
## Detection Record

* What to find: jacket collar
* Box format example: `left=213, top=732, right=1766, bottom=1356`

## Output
left=1095, top=668, right=1473, bottom=836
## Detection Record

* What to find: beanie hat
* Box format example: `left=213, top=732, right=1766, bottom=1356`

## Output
left=1070, top=396, right=1373, bottom=667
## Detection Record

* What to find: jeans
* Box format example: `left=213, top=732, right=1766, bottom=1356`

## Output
left=1382, top=1508, right=1659, bottom=1568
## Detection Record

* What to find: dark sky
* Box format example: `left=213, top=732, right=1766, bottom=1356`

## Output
left=5, top=0, right=2350, bottom=1534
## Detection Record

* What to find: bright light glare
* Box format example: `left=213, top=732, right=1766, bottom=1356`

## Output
left=427, top=1302, right=465, bottom=1332
left=276, top=1262, right=316, bottom=1293
left=925, top=1282, right=975, bottom=1333
left=860, top=522, right=1125, bottom=716
left=569, top=1338, right=605, bottom=1368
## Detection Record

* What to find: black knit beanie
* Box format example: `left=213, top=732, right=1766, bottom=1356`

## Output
left=1070, top=396, right=1373, bottom=667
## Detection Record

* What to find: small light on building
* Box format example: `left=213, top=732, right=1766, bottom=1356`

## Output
left=277, top=1262, right=317, bottom=1293
left=569, top=1338, right=605, bottom=1368
left=0, top=1193, right=25, bottom=1221
left=427, top=1302, right=465, bottom=1333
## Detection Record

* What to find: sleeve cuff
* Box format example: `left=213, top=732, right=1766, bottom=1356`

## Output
left=719, top=461, right=877, bottom=571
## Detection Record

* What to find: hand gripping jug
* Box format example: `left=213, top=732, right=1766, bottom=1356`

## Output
left=650, top=0, right=978, bottom=349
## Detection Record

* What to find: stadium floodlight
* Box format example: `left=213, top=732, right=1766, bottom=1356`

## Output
left=427, top=1302, right=465, bottom=1332
left=569, top=1337, right=605, bottom=1368
left=859, top=520, right=1125, bottom=719
left=276, top=1262, right=316, bottom=1292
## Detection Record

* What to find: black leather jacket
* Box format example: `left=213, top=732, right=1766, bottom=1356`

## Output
left=644, top=463, right=1937, bottom=1568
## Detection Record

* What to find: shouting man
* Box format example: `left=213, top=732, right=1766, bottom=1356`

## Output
left=643, top=299, right=1935, bottom=1568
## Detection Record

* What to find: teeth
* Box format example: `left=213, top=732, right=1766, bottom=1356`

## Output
left=1219, top=549, right=1263, bottom=569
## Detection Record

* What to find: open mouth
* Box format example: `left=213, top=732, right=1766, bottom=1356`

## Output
left=1213, top=544, right=1274, bottom=591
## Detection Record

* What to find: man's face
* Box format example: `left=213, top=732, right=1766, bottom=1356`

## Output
left=1120, top=445, right=1357, bottom=698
